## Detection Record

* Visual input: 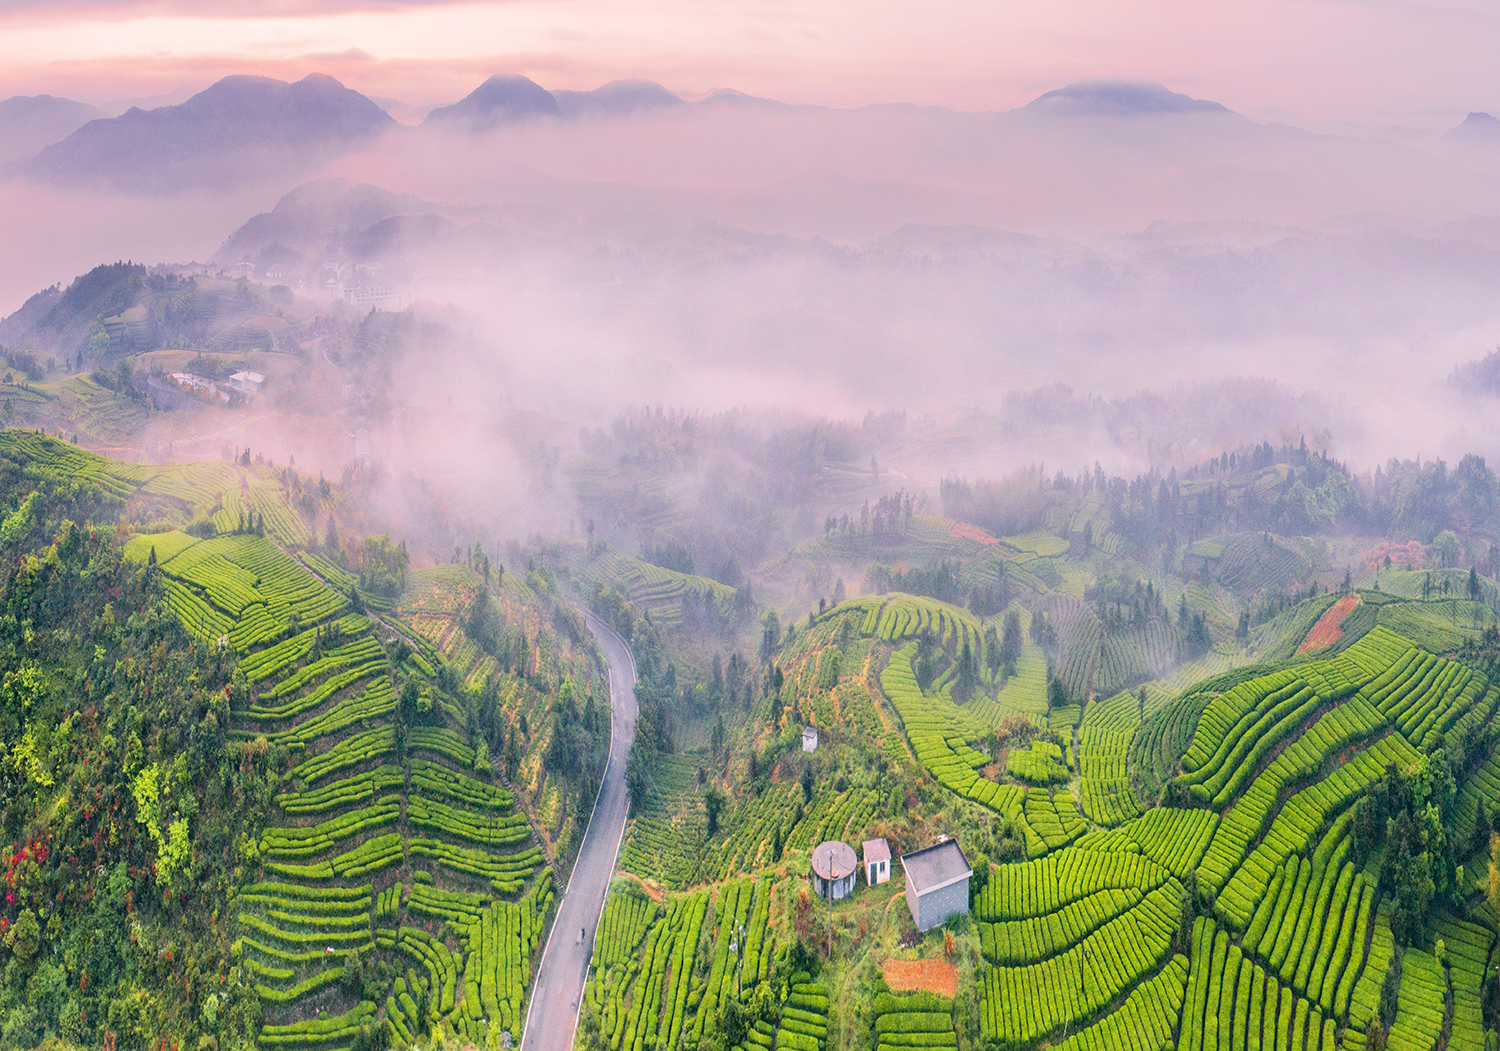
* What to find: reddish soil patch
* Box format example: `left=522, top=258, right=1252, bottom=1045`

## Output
left=883, top=957, right=958, bottom=997
left=950, top=521, right=999, bottom=546
left=1298, top=593, right=1361, bottom=654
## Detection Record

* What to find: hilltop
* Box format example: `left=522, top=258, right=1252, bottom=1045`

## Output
left=22, top=74, right=394, bottom=192
left=0, top=94, right=103, bottom=166
left=1024, top=80, right=1235, bottom=117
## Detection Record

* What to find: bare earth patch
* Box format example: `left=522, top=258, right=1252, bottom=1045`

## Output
left=950, top=521, right=999, bottom=546
left=883, top=957, right=958, bottom=997
left=1298, top=593, right=1361, bottom=654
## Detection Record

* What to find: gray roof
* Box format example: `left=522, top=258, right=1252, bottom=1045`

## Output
left=811, top=840, right=857, bottom=880
left=901, top=840, right=972, bottom=895
left=863, top=838, right=891, bottom=864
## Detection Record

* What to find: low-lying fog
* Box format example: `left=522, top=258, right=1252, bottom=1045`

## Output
left=8, top=83, right=1500, bottom=527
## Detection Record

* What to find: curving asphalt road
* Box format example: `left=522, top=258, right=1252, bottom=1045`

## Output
left=520, top=610, right=637, bottom=1051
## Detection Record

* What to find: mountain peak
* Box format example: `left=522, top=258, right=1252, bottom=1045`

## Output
left=1445, top=111, right=1500, bottom=145
left=553, top=79, right=682, bottom=119
left=24, top=73, right=393, bottom=191
left=0, top=94, right=104, bottom=166
left=1024, top=80, right=1230, bottom=117
left=423, top=74, right=562, bottom=130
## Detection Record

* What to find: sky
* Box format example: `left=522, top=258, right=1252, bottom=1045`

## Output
left=2, top=0, right=1499, bottom=124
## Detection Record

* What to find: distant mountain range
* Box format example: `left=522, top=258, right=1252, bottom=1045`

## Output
left=421, top=74, right=691, bottom=128
left=6, top=73, right=1499, bottom=199
left=0, top=94, right=103, bottom=167
left=2, top=73, right=706, bottom=191
left=20, top=74, right=393, bottom=192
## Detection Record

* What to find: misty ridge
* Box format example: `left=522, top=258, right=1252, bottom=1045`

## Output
left=5, top=71, right=1500, bottom=563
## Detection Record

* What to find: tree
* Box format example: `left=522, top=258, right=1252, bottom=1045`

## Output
left=342, top=946, right=365, bottom=993
left=503, top=732, right=521, bottom=780
left=359, top=533, right=410, bottom=596
left=984, top=624, right=1002, bottom=679
left=625, top=745, right=652, bottom=815
left=801, top=763, right=814, bottom=803
left=1001, top=609, right=1023, bottom=679
left=915, top=640, right=939, bottom=691
left=704, top=788, right=725, bottom=837
left=955, top=640, right=977, bottom=700
left=967, top=851, right=990, bottom=908
left=398, top=680, right=421, bottom=726
left=1434, top=530, right=1460, bottom=568
left=545, top=719, right=576, bottom=778
left=1002, top=611, right=1026, bottom=677
left=760, top=610, right=781, bottom=662
left=4, top=907, right=39, bottom=964
left=1470, top=567, right=1482, bottom=603
left=719, top=998, right=749, bottom=1046
left=1047, top=676, right=1067, bottom=716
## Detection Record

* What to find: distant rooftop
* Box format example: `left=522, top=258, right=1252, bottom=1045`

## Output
left=901, top=839, right=972, bottom=894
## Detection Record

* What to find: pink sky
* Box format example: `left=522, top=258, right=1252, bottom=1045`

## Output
left=1, top=0, right=1497, bottom=123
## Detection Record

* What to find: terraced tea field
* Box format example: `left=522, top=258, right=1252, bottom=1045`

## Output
left=580, top=876, right=835, bottom=1051
left=883, top=620, right=1500, bottom=1051
left=134, top=528, right=557, bottom=1047
left=580, top=564, right=1500, bottom=1051
left=573, top=548, right=738, bottom=627
left=0, top=430, right=328, bottom=547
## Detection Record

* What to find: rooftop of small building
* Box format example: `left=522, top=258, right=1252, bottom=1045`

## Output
left=811, top=840, right=857, bottom=880
left=863, top=838, right=891, bottom=863
left=901, top=839, right=972, bottom=894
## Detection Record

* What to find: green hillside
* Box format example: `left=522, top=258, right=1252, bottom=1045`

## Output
left=0, top=433, right=605, bottom=1051
left=569, top=547, right=1500, bottom=1051
left=10, top=432, right=1500, bottom=1051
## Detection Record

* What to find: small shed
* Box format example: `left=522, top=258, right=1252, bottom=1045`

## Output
left=863, top=838, right=891, bottom=885
left=901, top=839, right=972, bottom=931
left=811, top=840, right=857, bottom=901
left=801, top=725, right=818, bottom=752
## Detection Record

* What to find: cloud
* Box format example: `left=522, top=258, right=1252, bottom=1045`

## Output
left=8, top=46, right=1500, bottom=553
left=303, top=47, right=379, bottom=63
